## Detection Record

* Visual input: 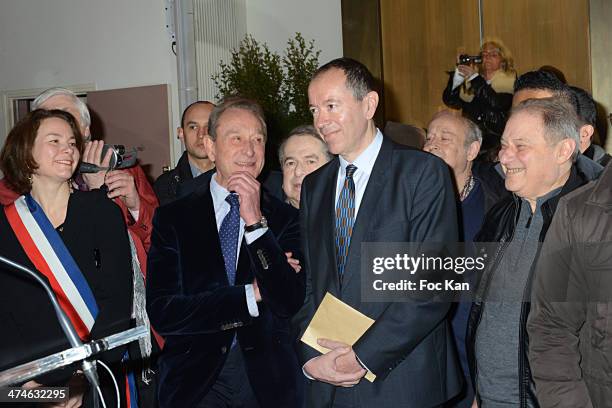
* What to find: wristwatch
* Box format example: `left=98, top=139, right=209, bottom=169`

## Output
left=245, top=216, right=268, bottom=232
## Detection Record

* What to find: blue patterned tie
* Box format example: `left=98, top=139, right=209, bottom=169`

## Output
left=335, top=164, right=357, bottom=279
left=219, top=193, right=240, bottom=285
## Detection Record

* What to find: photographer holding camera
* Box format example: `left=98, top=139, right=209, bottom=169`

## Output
left=443, top=38, right=517, bottom=161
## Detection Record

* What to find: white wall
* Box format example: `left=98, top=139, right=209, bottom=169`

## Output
left=246, top=0, right=343, bottom=66
left=0, top=0, right=344, bottom=162
left=0, top=0, right=181, bottom=159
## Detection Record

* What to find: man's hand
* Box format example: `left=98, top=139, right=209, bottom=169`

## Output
left=303, top=345, right=366, bottom=387
left=105, top=170, right=140, bottom=212
left=318, top=338, right=364, bottom=374
left=81, top=140, right=113, bottom=189
left=226, top=172, right=261, bottom=226
left=303, top=338, right=366, bottom=387
left=285, top=252, right=301, bottom=273
left=253, top=278, right=262, bottom=302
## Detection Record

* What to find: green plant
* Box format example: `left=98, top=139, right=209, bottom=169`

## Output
left=212, top=33, right=321, bottom=169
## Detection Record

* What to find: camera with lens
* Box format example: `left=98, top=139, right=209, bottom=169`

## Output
left=458, top=54, right=483, bottom=65
left=101, top=144, right=137, bottom=170
left=79, top=144, right=138, bottom=173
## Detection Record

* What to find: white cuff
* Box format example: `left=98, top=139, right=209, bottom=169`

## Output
left=356, top=354, right=370, bottom=372
left=244, top=284, right=259, bottom=317
left=302, top=362, right=315, bottom=380
left=451, top=68, right=465, bottom=90
left=244, top=227, right=268, bottom=244
left=467, top=73, right=479, bottom=82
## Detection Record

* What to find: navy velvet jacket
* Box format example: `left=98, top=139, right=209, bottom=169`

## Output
left=146, top=171, right=305, bottom=408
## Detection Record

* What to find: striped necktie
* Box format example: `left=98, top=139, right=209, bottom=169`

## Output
left=335, top=164, right=357, bottom=279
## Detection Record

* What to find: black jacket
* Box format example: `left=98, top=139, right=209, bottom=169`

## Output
left=472, top=159, right=510, bottom=212
left=467, top=156, right=603, bottom=408
left=153, top=151, right=193, bottom=206
left=443, top=72, right=514, bottom=155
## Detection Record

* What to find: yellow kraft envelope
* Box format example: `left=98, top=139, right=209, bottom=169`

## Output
left=301, top=292, right=377, bottom=382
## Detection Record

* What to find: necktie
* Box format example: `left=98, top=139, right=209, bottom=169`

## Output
left=335, top=164, right=357, bottom=279
left=219, top=193, right=240, bottom=285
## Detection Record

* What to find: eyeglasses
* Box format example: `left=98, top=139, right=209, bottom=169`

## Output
left=481, top=51, right=500, bottom=59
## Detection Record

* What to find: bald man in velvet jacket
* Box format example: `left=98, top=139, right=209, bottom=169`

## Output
left=147, top=97, right=305, bottom=407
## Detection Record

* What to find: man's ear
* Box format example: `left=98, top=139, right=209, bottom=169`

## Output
left=83, top=126, right=91, bottom=140
left=466, top=141, right=481, bottom=162
left=177, top=127, right=184, bottom=142
left=579, top=124, right=594, bottom=149
left=363, top=91, right=379, bottom=120
left=204, top=136, right=216, bottom=163
left=557, top=138, right=576, bottom=163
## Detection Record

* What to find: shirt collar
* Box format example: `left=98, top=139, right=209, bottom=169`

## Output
left=210, top=172, right=230, bottom=207
left=338, top=129, right=383, bottom=177
left=188, top=159, right=207, bottom=178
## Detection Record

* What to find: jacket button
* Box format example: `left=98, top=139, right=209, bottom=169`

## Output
left=220, top=346, right=227, bottom=354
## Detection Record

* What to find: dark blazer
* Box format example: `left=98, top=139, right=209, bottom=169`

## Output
left=146, top=171, right=305, bottom=408
left=293, top=136, right=462, bottom=407
left=0, top=190, right=133, bottom=407
left=153, top=151, right=194, bottom=206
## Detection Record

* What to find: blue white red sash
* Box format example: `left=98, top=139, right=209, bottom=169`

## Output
left=5, top=195, right=99, bottom=340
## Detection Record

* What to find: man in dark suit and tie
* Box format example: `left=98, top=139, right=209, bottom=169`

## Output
left=147, top=97, right=305, bottom=407
left=293, top=58, right=462, bottom=407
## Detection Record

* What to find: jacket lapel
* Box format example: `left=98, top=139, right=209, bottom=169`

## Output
left=341, top=137, right=393, bottom=290
left=193, top=173, right=231, bottom=285
left=311, top=158, right=341, bottom=296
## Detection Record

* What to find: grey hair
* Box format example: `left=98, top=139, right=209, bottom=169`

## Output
left=511, top=97, right=581, bottom=160
left=32, top=87, right=91, bottom=128
left=428, top=110, right=483, bottom=148
left=208, top=96, right=266, bottom=141
left=464, top=117, right=483, bottom=147
left=278, top=124, right=331, bottom=165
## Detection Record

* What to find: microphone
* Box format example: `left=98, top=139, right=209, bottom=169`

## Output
left=0, top=254, right=102, bottom=404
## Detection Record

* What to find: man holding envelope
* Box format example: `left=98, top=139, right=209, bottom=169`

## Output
left=294, top=58, right=462, bottom=407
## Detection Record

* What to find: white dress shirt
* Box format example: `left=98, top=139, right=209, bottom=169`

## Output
left=210, top=173, right=268, bottom=317
left=335, top=129, right=384, bottom=214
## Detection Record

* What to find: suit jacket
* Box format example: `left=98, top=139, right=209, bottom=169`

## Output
left=153, top=151, right=194, bottom=206
left=146, top=171, right=305, bottom=408
left=294, top=136, right=462, bottom=407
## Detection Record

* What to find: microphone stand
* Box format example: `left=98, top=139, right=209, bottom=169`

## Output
left=0, top=254, right=103, bottom=406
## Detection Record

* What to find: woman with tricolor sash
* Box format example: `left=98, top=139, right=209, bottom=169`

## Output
left=0, top=109, right=133, bottom=407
